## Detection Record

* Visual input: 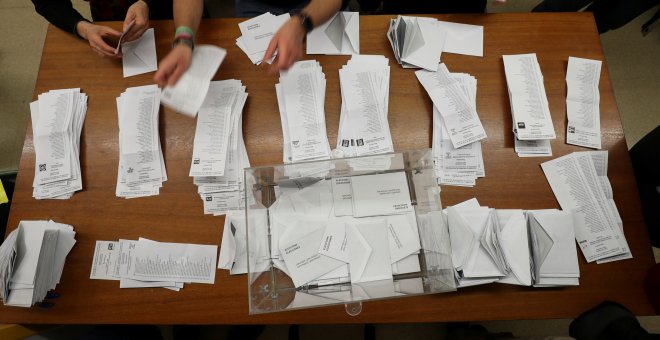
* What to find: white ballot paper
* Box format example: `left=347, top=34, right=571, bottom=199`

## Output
left=236, top=12, right=289, bottom=64
left=307, top=11, right=359, bottom=55
left=435, top=21, right=483, bottom=57
left=30, top=88, right=87, bottom=199
left=351, top=172, right=413, bottom=217
left=337, top=55, right=394, bottom=157
left=417, top=63, right=486, bottom=149
left=90, top=241, right=120, bottom=280
left=541, top=152, right=629, bottom=263
left=125, top=238, right=217, bottom=284
left=276, top=60, right=332, bottom=163
left=280, top=227, right=344, bottom=287
left=503, top=53, right=556, bottom=142
left=161, top=45, right=227, bottom=117
left=122, top=28, right=157, bottom=78
left=566, top=56, right=602, bottom=149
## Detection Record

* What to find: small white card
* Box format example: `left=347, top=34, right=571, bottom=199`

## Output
left=90, top=241, right=120, bottom=280
left=331, top=177, right=353, bottom=216
left=351, top=172, right=413, bottom=217
left=318, top=220, right=349, bottom=262
left=280, top=227, right=345, bottom=287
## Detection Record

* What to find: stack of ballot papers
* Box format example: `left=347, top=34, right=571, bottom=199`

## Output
left=276, top=60, right=332, bottom=163
left=387, top=17, right=484, bottom=71
left=336, top=55, right=394, bottom=158
left=541, top=151, right=630, bottom=263
left=116, top=85, right=167, bottom=198
left=307, top=11, right=359, bottom=55
left=30, top=89, right=87, bottom=200
left=236, top=12, right=289, bottom=65
left=229, top=172, right=423, bottom=293
left=90, top=238, right=218, bottom=289
left=190, top=80, right=251, bottom=216
left=566, top=57, right=602, bottom=149
left=445, top=198, right=580, bottom=287
left=161, top=45, right=227, bottom=117
left=0, top=221, right=76, bottom=307
left=503, top=53, right=555, bottom=157
left=416, top=64, right=486, bottom=187
left=121, top=28, right=157, bottom=78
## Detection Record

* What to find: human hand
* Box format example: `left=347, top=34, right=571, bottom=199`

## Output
left=122, top=0, right=149, bottom=42
left=154, top=44, right=193, bottom=87
left=263, top=17, right=306, bottom=73
left=76, top=21, right=122, bottom=58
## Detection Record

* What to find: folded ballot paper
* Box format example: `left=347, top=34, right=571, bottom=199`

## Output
left=387, top=17, right=484, bottom=71
left=336, top=55, right=394, bottom=158
left=190, top=80, right=251, bottom=216
left=236, top=12, right=289, bottom=65
left=445, top=199, right=580, bottom=287
left=0, top=221, right=76, bottom=307
left=276, top=60, right=333, bottom=163
left=542, top=151, right=631, bottom=264
left=90, top=237, right=218, bottom=289
left=116, top=85, right=167, bottom=198
left=503, top=53, right=555, bottom=157
left=307, top=11, right=359, bottom=55
left=30, top=89, right=87, bottom=199
left=121, top=28, right=158, bottom=78
left=161, top=45, right=227, bottom=117
left=416, top=64, right=486, bottom=187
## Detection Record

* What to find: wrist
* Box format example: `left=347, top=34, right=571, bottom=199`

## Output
left=295, top=12, right=314, bottom=34
left=76, top=20, right=92, bottom=40
left=172, top=37, right=194, bottom=51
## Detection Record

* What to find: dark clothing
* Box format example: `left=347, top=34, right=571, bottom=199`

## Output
left=357, top=0, right=486, bottom=14
left=31, top=0, right=173, bottom=38
left=235, top=0, right=350, bottom=18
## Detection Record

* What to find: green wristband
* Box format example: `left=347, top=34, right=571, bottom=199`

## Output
left=175, top=26, right=195, bottom=39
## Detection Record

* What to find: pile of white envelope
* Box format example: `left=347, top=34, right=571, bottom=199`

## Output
left=336, top=55, right=394, bottom=158
left=416, top=64, right=486, bottom=187
left=116, top=85, right=167, bottom=198
left=0, top=220, right=76, bottom=307
left=503, top=53, right=556, bottom=157
left=236, top=12, right=289, bottom=65
left=446, top=198, right=580, bottom=287
left=190, top=80, right=251, bottom=216
left=542, top=151, right=630, bottom=263
left=307, top=11, right=359, bottom=55
left=388, top=17, right=484, bottom=71
left=90, top=238, right=218, bottom=290
left=30, top=89, right=87, bottom=200
left=220, top=171, right=423, bottom=295
left=276, top=60, right=332, bottom=163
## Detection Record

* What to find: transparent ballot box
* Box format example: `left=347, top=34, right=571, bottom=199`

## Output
left=245, top=150, right=456, bottom=315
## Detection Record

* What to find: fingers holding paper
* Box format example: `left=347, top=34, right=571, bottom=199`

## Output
left=154, top=44, right=193, bottom=87
left=77, top=21, right=122, bottom=58
left=264, top=19, right=305, bottom=73
left=122, top=0, right=150, bottom=42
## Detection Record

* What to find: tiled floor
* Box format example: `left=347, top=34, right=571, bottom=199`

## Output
left=1, top=0, right=658, bottom=338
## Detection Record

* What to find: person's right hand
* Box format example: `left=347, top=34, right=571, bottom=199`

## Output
left=76, top=21, right=122, bottom=58
left=154, top=44, right=193, bottom=88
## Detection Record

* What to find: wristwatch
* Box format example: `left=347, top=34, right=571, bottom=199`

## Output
left=172, top=37, right=194, bottom=51
left=297, top=13, right=314, bottom=33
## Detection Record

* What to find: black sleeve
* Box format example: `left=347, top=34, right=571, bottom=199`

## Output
left=31, top=0, right=89, bottom=39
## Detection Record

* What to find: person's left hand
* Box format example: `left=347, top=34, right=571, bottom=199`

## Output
left=122, top=0, right=149, bottom=42
left=263, top=17, right=306, bottom=73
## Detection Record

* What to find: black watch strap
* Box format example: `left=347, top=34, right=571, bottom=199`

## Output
left=297, top=13, right=314, bottom=33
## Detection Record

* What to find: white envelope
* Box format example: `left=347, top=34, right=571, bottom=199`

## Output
left=445, top=206, right=477, bottom=271
left=401, top=19, right=446, bottom=71
left=496, top=209, right=532, bottom=286
left=307, top=12, right=359, bottom=55
left=122, top=28, right=157, bottom=78
left=528, top=210, right=580, bottom=283
left=435, top=21, right=483, bottom=57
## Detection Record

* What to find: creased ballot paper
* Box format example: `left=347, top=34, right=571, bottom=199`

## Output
left=307, top=11, right=359, bottom=55
left=350, top=172, right=413, bottom=217
left=161, top=45, right=227, bottom=117
left=566, top=57, right=602, bottom=149
left=122, top=28, right=157, bottom=78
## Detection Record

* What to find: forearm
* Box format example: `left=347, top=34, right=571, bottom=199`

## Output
left=31, top=0, right=87, bottom=38
left=300, top=0, right=344, bottom=29
left=173, top=0, right=203, bottom=36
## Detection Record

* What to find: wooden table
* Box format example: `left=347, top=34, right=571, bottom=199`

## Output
left=2, top=13, right=655, bottom=324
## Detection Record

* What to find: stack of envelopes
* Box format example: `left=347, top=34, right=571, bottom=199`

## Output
left=189, top=80, right=250, bottom=216
left=416, top=64, right=486, bottom=187
left=446, top=199, right=580, bottom=287
left=503, top=53, right=556, bottom=157
left=236, top=12, right=289, bottom=65
left=276, top=60, right=332, bottom=163
left=306, top=11, right=359, bottom=55
left=30, top=89, right=87, bottom=199
left=336, top=55, right=393, bottom=158
left=0, top=221, right=76, bottom=307
left=116, top=85, right=167, bottom=198
left=90, top=238, right=217, bottom=290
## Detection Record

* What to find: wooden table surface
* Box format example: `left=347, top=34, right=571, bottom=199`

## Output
left=2, top=13, right=655, bottom=324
